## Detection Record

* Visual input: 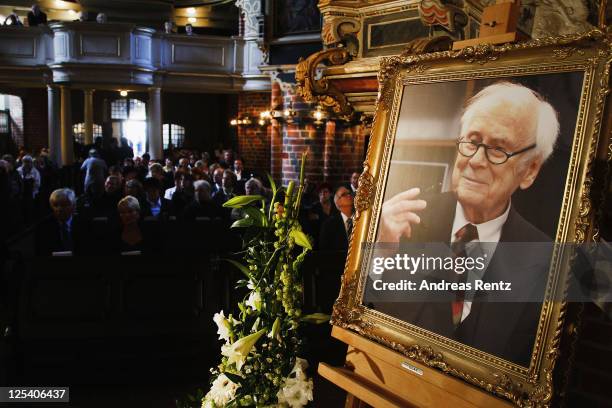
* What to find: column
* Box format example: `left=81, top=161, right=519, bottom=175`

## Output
left=147, top=87, right=162, bottom=160
left=83, top=89, right=94, bottom=145
left=60, top=86, right=74, bottom=166
left=47, top=85, right=61, bottom=166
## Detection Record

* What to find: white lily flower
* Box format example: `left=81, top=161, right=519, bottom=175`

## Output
left=213, top=310, right=231, bottom=342
left=245, top=290, right=262, bottom=311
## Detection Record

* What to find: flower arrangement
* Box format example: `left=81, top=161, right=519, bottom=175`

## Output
left=202, top=153, right=327, bottom=407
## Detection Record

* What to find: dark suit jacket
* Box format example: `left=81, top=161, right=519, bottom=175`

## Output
left=34, top=215, right=85, bottom=256
left=369, top=192, right=551, bottom=366
left=319, top=213, right=349, bottom=251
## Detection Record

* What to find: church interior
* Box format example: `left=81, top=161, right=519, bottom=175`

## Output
left=0, top=0, right=611, bottom=407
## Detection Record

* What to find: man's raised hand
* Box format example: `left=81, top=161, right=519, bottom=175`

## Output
left=377, top=187, right=427, bottom=242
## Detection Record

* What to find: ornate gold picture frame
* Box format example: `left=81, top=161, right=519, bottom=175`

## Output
left=332, top=30, right=611, bottom=406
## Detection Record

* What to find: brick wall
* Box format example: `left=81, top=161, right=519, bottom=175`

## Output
left=236, top=92, right=271, bottom=177
left=274, top=83, right=366, bottom=188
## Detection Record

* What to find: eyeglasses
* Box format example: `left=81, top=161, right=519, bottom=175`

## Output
left=456, top=139, right=536, bottom=165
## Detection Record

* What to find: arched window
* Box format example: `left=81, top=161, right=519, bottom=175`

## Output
left=72, top=123, right=103, bottom=144
left=163, top=124, right=185, bottom=149
left=110, top=98, right=147, bottom=156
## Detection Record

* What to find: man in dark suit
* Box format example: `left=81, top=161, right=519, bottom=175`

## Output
left=319, top=186, right=354, bottom=251
left=370, top=82, right=560, bottom=366
left=35, top=188, right=83, bottom=256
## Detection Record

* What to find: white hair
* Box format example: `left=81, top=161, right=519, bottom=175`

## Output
left=118, top=195, right=140, bottom=212
left=194, top=179, right=211, bottom=192
left=461, top=82, right=560, bottom=163
left=50, top=188, right=76, bottom=205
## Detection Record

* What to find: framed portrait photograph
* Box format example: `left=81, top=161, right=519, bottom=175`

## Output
left=332, top=30, right=612, bottom=406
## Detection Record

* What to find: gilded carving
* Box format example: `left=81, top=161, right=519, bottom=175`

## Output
left=354, top=164, right=375, bottom=220
left=322, top=16, right=361, bottom=53
left=295, top=47, right=354, bottom=120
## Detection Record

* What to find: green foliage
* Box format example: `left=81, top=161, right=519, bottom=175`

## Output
left=203, top=153, right=316, bottom=407
left=223, top=195, right=266, bottom=208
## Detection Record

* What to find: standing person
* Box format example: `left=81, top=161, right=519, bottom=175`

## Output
left=27, top=4, right=47, bottom=26
left=319, top=186, right=354, bottom=251
left=2, top=154, right=23, bottom=201
left=233, top=158, right=248, bottom=195
left=306, top=183, right=336, bottom=246
left=349, top=172, right=359, bottom=196
left=80, top=149, right=108, bottom=195
left=17, top=155, right=41, bottom=198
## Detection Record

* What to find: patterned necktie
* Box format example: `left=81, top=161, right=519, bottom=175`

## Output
left=346, top=217, right=353, bottom=238
left=451, top=223, right=479, bottom=326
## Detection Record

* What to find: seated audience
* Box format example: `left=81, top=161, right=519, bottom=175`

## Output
left=220, top=149, right=234, bottom=169
left=211, top=167, right=224, bottom=195
left=163, top=158, right=175, bottom=174
left=92, top=175, right=123, bottom=218
left=170, top=173, right=195, bottom=216
left=108, top=196, right=153, bottom=254
left=125, top=179, right=152, bottom=217
left=35, top=189, right=83, bottom=256
left=148, top=163, right=168, bottom=193
left=230, top=177, right=263, bottom=221
left=164, top=170, right=184, bottom=200
left=143, top=177, right=171, bottom=219
left=177, top=157, right=191, bottom=173
left=183, top=180, right=220, bottom=220
left=212, top=169, right=236, bottom=207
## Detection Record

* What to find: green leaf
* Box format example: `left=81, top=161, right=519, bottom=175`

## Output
left=266, top=173, right=277, bottom=195
left=243, top=206, right=265, bottom=227
left=223, top=195, right=265, bottom=208
left=290, top=228, right=312, bottom=250
left=223, top=259, right=252, bottom=279
left=231, top=217, right=254, bottom=229
left=301, top=313, right=330, bottom=324
left=224, top=372, right=244, bottom=385
left=268, top=316, right=281, bottom=339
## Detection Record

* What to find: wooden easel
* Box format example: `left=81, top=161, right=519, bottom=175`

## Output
left=453, top=0, right=526, bottom=50
left=318, top=326, right=512, bottom=408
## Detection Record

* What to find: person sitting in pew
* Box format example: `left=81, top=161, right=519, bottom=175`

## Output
left=92, top=175, right=123, bottom=219
left=35, top=188, right=84, bottom=256
left=143, top=177, right=171, bottom=219
left=183, top=180, right=220, bottom=221
left=107, top=195, right=159, bottom=255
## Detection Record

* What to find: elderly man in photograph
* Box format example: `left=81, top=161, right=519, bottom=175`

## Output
left=376, top=82, right=560, bottom=366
